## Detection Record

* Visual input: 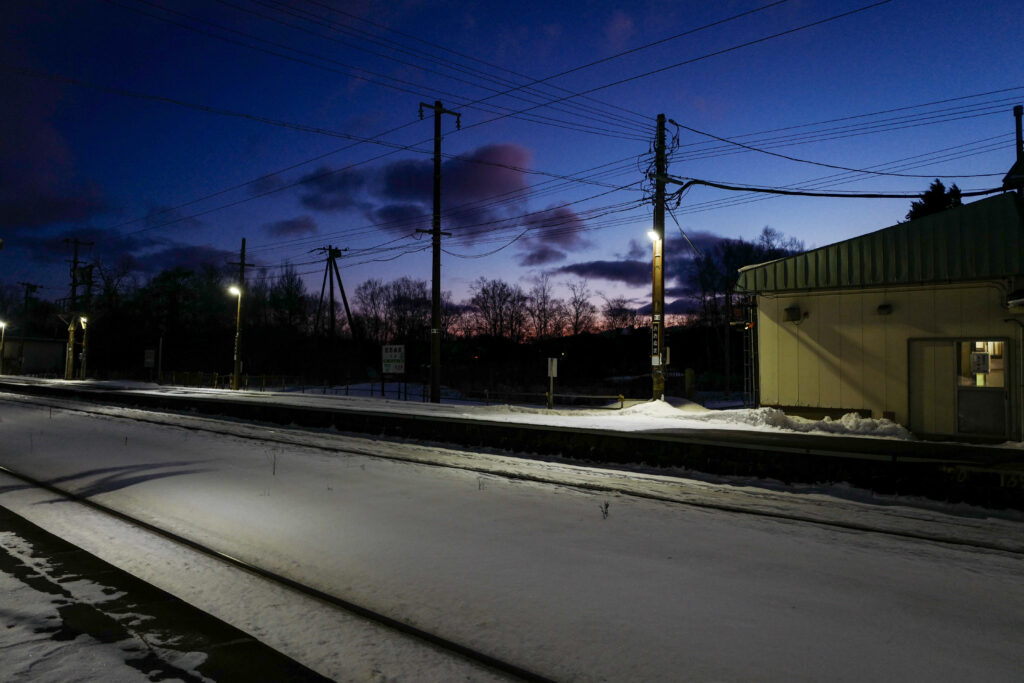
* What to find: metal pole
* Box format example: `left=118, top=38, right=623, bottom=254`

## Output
left=0, top=322, right=6, bottom=375
left=232, top=291, right=242, bottom=390
left=652, top=113, right=667, bottom=400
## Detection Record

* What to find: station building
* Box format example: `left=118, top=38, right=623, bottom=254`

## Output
left=736, top=192, right=1024, bottom=441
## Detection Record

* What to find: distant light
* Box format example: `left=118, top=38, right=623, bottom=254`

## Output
left=0, top=321, right=5, bottom=329
left=228, top=286, right=241, bottom=296
left=647, top=230, right=660, bottom=242
left=79, top=316, right=87, bottom=327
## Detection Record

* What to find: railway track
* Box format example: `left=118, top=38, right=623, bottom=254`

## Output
left=2, top=391, right=1021, bottom=555
left=4, top=389, right=1019, bottom=683
left=0, top=459, right=553, bottom=683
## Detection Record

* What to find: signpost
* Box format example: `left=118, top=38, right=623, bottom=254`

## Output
left=382, top=345, right=405, bottom=374
left=547, top=357, right=558, bottom=409
left=382, top=345, right=405, bottom=399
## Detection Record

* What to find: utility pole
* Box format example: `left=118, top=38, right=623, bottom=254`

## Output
left=313, top=246, right=357, bottom=337
left=63, top=238, right=93, bottom=380
left=418, top=100, right=460, bottom=403
left=64, top=237, right=93, bottom=313
left=651, top=113, right=667, bottom=400
left=227, top=238, right=254, bottom=390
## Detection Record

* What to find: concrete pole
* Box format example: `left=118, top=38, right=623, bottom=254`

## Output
left=418, top=100, right=459, bottom=403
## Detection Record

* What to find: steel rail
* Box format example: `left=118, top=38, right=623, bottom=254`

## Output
left=0, top=460, right=554, bottom=683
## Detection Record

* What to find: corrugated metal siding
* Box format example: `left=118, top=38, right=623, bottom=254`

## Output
left=736, top=194, right=1024, bottom=293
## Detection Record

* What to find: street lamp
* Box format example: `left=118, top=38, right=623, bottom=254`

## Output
left=0, top=321, right=6, bottom=375
left=228, top=286, right=242, bottom=390
left=78, top=317, right=88, bottom=380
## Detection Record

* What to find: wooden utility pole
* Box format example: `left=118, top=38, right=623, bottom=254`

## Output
left=651, top=114, right=667, bottom=400
left=418, top=100, right=460, bottom=403
left=228, top=238, right=253, bottom=390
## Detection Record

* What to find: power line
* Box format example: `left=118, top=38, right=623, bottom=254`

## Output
left=665, top=175, right=1006, bottom=200
left=274, top=0, right=795, bottom=130
left=667, top=118, right=1004, bottom=178
left=108, top=0, right=651, bottom=141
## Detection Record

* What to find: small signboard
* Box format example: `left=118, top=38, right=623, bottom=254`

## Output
left=970, top=351, right=990, bottom=374
left=382, top=345, right=405, bottom=374
left=651, top=323, right=661, bottom=365
left=547, top=357, right=558, bottom=378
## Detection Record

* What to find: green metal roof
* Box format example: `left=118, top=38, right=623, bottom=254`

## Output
left=736, top=193, right=1024, bottom=294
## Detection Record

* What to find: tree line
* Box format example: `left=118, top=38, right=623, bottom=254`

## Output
left=0, top=227, right=802, bottom=395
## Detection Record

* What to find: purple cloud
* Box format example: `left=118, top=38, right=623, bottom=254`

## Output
left=264, top=215, right=318, bottom=237
left=298, top=167, right=368, bottom=211
left=556, top=259, right=649, bottom=286
left=134, top=245, right=235, bottom=273
left=519, top=244, right=566, bottom=266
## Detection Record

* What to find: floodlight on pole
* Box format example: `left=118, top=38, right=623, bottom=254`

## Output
left=229, top=286, right=242, bottom=390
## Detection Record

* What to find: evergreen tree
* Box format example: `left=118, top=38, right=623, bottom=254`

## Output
left=906, top=179, right=962, bottom=221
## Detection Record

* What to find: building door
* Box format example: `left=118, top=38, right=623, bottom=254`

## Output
left=908, top=340, right=956, bottom=436
left=955, top=340, right=1009, bottom=439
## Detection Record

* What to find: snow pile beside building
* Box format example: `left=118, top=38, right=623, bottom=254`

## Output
left=474, top=399, right=915, bottom=440
left=689, top=406, right=915, bottom=439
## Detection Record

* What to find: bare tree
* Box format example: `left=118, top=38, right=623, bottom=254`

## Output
left=269, top=264, right=308, bottom=331
left=354, top=278, right=389, bottom=344
left=566, top=279, right=596, bottom=336
left=601, top=296, right=637, bottom=331
left=469, top=277, right=529, bottom=341
left=526, top=273, right=566, bottom=339
left=388, top=276, right=429, bottom=343
left=93, top=256, right=137, bottom=311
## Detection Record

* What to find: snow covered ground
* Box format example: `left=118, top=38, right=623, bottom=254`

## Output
left=4, top=376, right=923, bottom=441
left=1, top=390, right=1022, bottom=681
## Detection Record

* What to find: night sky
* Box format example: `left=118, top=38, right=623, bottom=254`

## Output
left=2, top=0, right=1022, bottom=310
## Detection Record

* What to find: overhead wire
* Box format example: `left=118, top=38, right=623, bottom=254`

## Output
left=40, top=0, right=897, bottom=250
left=668, top=118, right=1005, bottom=178
left=228, top=0, right=651, bottom=136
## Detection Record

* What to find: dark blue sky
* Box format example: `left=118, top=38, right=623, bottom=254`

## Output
left=2, top=0, right=1022, bottom=311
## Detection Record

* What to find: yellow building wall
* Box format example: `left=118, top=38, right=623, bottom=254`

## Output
left=756, top=281, right=1018, bottom=435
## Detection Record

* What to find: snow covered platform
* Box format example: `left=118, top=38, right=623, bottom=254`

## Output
left=0, top=503, right=329, bottom=681
left=2, top=377, right=1022, bottom=509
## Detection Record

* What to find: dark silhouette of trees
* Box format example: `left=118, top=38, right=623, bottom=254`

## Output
left=601, top=296, right=637, bottom=331
left=566, top=280, right=597, bottom=336
left=468, top=277, right=528, bottom=341
left=526, top=273, right=566, bottom=339
left=906, top=179, right=962, bottom=221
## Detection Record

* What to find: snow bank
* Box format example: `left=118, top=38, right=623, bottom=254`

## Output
left=472, top=400, right=914, bottom=440
left=680, top=405, right=914, bottom=439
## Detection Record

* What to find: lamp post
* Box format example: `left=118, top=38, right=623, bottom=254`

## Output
left=0, top=321, right=6, bottom=375
left=78, top=317, right=88, bottom=380
left=649, top=229, right=665, bottom=400
left=650, top=113, right=667, bottom=401
left=229, top=286, right=242, bottom=390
